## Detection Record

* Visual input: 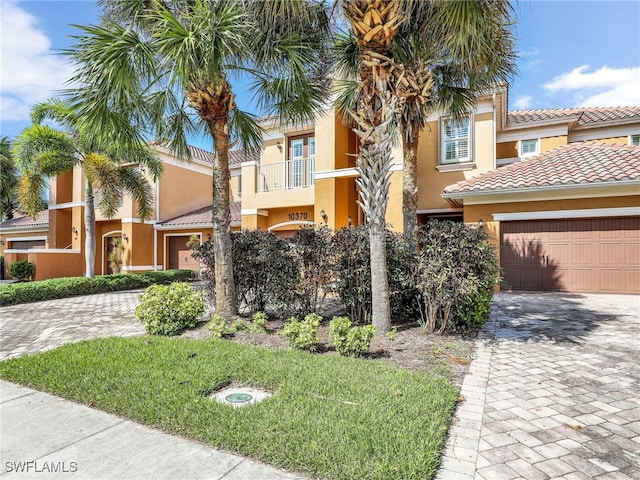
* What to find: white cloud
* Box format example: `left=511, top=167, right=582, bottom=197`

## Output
left=0, top=1, right=73, bottom=122
left=518, top=48, right=542, bottom=73
left=513, top=95, right=534, bottom=110
left=543, top=65, right=640, bottom=107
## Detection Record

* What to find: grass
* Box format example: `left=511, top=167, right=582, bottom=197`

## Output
left=0, top=336, right=458, bottom=480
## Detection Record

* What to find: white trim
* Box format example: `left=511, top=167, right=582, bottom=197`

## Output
left=569, top=125, right=640, bottom=142
left=5, top=235, right=47, bottom=242
left=48, top=201, right=84, bottom=210
left=493, top=207, right=640, bottom=222
left=241, top=160, right=258, bottom=167
left=154, top=223, right=213, bottom=231
left=314, top=167, right=359, bottom=180
left=440, top=113, right=474, bottom=165
left=160, top=155, right=213, bottom=176
left=443, top=179, right=640, bottom=201
left=389, top=163, right=403, bottom=172
left=267, top=220, right=315, bottom=231
left=0, top=225, right=48, bottom=234
left=519, top=138, right=540, bottom=158
left=630, top=134, right=640, bottom=146
left=241, top=209, right=269, bottom=216
left=436, top=162, right=476, bottom=173
left=121, top=218, right=142, bottom=224
left=4, top=248, right=80, bottom=254
left=417, top=208, right=463, bottom=215
left=497, top=124, right=568, bottom=142
left=122, top=265, right=156, bottom=272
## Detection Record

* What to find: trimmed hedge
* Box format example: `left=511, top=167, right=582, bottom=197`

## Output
left=0, top=270, right=195, bottom=306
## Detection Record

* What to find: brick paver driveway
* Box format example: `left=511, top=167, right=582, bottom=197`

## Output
left=438, top=292, right=640, bottom=480
left=0, top=291, right=145, bottom=360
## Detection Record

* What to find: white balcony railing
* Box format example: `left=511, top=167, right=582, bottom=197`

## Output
left=258, top=157, right=315, bottom=192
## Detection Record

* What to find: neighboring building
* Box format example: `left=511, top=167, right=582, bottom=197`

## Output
left=1, top=86, right=638, bottom=293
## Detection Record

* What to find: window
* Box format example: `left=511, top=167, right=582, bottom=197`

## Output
left=520, top=139, right=538, bottom=157
left=442, top=116, right=470, bottom=164
left=290, top=139, right=304, bottom=188
left=631, top=134, right=640, bottom=146
left=237, top=174, right=242, bottom=196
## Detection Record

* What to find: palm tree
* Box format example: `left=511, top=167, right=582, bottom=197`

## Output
left=337, top=0, right=516, bottom=332
left=340, top=0, right=405, bottom=334
left=394, top=0, right=516, bottom=242
left=14, top=99, right=161, bottom=277
left=64, top=0, right=330, bottom=317
left=0, top=137, right=20, bottom=221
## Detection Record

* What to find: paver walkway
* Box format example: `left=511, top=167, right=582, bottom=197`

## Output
left=437, top=292, right=640, bottom=480
left=0, top=291, right=145, bottom=361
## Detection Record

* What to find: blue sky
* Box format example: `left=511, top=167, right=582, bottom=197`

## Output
left=1, top=0, right=639, bottom=146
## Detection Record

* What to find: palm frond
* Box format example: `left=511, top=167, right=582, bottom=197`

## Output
left=228, top=109, right=264, bottom=151
left=18, top=173, right=47, bottom=219
left=117, top=166, right=154, bottom=222
left=84, top=153, right=123, bottom=219
left=12, top=125, right=79, bottom=174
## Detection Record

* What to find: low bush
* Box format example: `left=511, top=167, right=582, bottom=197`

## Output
left=0, top=270, right=195, bottom=306
left=250, top=311, right=268, bottom=333
left=208, top=314, right=235, bottom=338
left=9, top=259, right=34, bottom=281
left=282, top=313, right=321, bottom=351
left=328, top=316, right=375, bottom=357
left=136, top=282, right=205, bottom=336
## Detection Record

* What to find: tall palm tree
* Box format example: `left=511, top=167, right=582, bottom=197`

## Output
left=0, top=136, right=22, bottom=221
left=341, top=0, right=405, bottom=334
left=64, top=0, right=330, bottom=317
left=394, top=0, right=516, bottom=242
left=14, top=99, right=161, bottom=278
left=337, top=0, right=516, bottom=332
left=337, top=1, right=516, bottom=244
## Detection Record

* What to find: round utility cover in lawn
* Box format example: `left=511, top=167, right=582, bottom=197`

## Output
left=210, top=386, right=272, bottom=408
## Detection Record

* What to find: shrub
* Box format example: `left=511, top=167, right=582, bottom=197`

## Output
left=332, top=226, right=419, bottom=324
left=208, top=314, right=235, bottom=338
left=282, top=313, right=321, bottom=351
left=9, top=260, right=34, bottom=281
left=328, top=316, right=375, bottom=357
left=108, top=238, right=126, bottom=274
left=193, top=230, right=299, bottom=315
left=290, top=226, right=334, bottom=314
left=135, top=282, right=205, bottom=335
left=415, top=220, right=499, bottom=334
left=0, top=270, right=195, bottom=306
left=250, top=311, right=268, bottom=333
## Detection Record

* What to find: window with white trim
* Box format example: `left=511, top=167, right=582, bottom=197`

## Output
left=520, top=139, right=539, bottom=157
left=441, top=116, right=471, bottom=164
left=631, top=134, right=640, bottom=146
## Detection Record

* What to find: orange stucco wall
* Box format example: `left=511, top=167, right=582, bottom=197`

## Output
left=541, top=135, right=567, bottom=152
left=158, top=163, right=213, bottom=220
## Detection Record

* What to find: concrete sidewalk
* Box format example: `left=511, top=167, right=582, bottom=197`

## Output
left=0, top=380, right=305, bottom=480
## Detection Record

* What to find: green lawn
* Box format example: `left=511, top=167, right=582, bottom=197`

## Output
left=0, top=337, right=458, bottom=480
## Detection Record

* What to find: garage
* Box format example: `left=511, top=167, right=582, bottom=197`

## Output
left=500, top=217, right=639, bottom=293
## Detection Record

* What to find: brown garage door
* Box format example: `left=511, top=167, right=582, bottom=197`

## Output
left=501, top=217, right=639, bottom=293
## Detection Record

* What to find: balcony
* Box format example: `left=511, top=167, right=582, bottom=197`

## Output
left=258, top=157, right=315, bottom=192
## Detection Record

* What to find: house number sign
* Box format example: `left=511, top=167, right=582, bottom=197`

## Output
left=288, top=212, right=308, bottom=221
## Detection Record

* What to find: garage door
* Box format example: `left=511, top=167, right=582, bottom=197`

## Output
left=500, top=217, right=639, bottom=293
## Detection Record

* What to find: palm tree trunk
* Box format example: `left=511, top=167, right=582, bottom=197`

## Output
left=402, top=124, right=420, bottom=247
left=209, top=117, right=237, bottom=318
left=84, top=180, right=95, bottom=278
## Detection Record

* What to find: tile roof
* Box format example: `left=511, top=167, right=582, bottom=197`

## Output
left=507, top=107, right=640, bottom=127
left=0, top=210, right=48, bottom=230
left=229, top=149, right=260, bottom=166
left=158, top=202, right=241, bottom=227
left=443, top=143, right=640, bottom=197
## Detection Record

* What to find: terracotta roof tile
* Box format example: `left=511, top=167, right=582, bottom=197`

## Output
left=152, top=141, right=259, bottom=167
left=443, top=143, right=640, bottom=196
left=158, top=202, right=241, bottom=227
left=507, top=107, right=640, bottom=127
left=0, top=210, right=48, bottom=230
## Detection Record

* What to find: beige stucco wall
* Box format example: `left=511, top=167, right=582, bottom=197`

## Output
left=158, top=163, right=212, bottom=220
